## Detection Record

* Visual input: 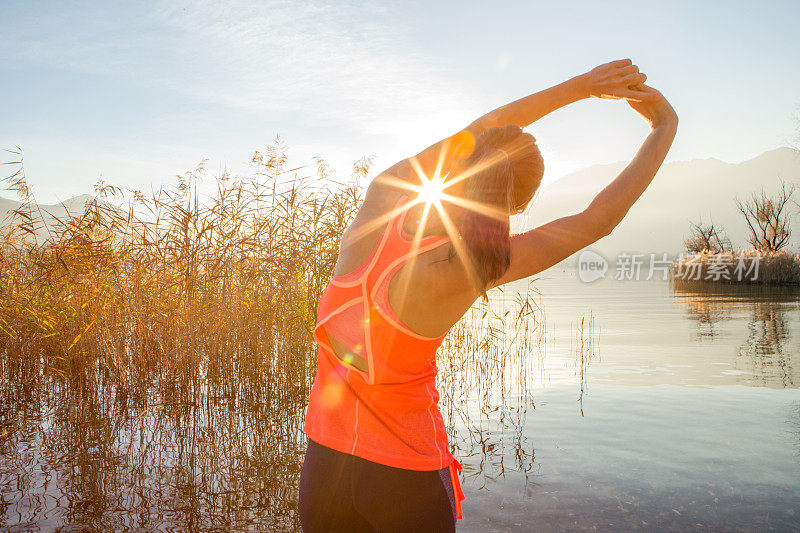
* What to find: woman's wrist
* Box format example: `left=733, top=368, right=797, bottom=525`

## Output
left=650, top=119, right=678, bottom=138
left=651, top=108, right=679, bottom=131
left=569, top=73, right=593, bottom=100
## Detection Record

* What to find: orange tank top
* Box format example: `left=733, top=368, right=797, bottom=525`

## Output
left=304, top=193, right=465, bottom=519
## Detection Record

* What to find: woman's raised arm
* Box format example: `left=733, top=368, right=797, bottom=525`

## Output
left=467, top=58, right=653, bottom=135
left=375, top=59, right=656, bottom=188
left=493, top=84, right=678, bottom=287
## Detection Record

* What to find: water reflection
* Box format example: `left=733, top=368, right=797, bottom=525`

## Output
left=3, top=275, right=800, bottom=531
left=0, top=285, right=547, bottom=531
left=672, top=282, right=800, bottom=388
left=0, top=366, right=309, bottom=530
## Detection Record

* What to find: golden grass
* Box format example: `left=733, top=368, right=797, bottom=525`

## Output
left=0, top=146, right=370, bottom=529
left=0, top=145, right=548, bottom=530
left=1, top=147, right=366, bottom=392
left=672, top=249, right=800, bottom=286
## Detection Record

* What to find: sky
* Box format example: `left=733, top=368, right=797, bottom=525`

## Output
left=1, top=0, right=798, bottom=204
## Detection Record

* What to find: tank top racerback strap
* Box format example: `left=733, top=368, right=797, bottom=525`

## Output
left=310, top=192, right=465, bottom=520
left=329, top=193, right=449, bottom=286
left=315, top=193, right=451, bottom=380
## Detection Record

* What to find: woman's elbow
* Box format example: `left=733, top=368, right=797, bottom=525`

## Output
left=596, top=218, right=618, bottom=240
left=582, top=208, right=619, bottom=242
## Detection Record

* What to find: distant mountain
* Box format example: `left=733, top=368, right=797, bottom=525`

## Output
left=512, top=147, right=800, bottom=259
left=0, top=196, right=20, bottom=216
left=0, top=194, right=98, bottom=238
left=4, top=147, right=800, bottom=253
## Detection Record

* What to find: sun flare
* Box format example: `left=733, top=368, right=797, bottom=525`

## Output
left=416, top=174, right=448, bottom=206
left=344, top=146, right=512, bottom=298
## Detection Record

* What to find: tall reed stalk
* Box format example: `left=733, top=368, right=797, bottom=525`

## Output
left=0, top=145, right=546, bottom=530
left=1, top=147, right=365, bottom=393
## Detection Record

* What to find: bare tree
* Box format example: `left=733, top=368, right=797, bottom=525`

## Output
left=735, top=180, right=795, bottom=251
left=684, top=220, right=731, bottom=253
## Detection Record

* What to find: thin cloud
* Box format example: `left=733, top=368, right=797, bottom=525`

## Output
left=6, top=0, right=477, bottom=136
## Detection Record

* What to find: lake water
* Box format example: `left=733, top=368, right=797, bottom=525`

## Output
left=1, top=267, right=799, bottom=531
left=456, top=268, right=800, bottom=532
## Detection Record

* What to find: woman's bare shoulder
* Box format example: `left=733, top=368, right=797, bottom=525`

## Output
left=337, top=166, right=408, bottom=251
left=332, top=165, right=412, bottom=276
left=357, top=159, right=416, bottom=217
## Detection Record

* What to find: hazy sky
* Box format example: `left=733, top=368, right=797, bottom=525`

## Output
left=1, top=0, right=798, bottom=203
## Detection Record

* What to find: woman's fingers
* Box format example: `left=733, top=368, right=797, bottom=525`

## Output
left=622, top=72, right=647, bottom=86
left=618, top=89, right=647, bottom=102
left=634, top=83, right=662, bottom=97
left=618, top=85, right=661, bottom=102
left=587, top=59, right=659, bottom=100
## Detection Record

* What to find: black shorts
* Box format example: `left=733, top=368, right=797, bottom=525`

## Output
left=298, top=438, right=457, bottom=532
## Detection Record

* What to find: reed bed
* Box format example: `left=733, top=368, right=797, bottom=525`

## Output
left=1, top=148, right=366, bottom=387
left=672, top=249, right=800, bottom=286
left=0, top=147, right=365, bottom=529
left=0, top=147, right=548, bottom=531
left=438, top=283, right=547, bottom=484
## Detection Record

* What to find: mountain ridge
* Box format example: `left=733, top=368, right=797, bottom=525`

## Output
left=514, top=146, right=800, bottom=259
left=3, top=147, right=800, bottom=256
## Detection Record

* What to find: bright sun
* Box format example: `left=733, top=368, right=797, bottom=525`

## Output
left=340, top=145, right=508, bottom=297
left=416, top=174, right=448, bottom=206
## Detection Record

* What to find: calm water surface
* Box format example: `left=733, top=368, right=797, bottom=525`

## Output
left=2, top=268, right=799, bottom=531
left=458, top=268, right=800, bottom=532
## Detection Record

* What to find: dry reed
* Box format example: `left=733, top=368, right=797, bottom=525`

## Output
left=672, top=249, right=800, bottom=286
left=0, top=145, right=548, bottom=530
left=0, top=145, right=366, bottom=529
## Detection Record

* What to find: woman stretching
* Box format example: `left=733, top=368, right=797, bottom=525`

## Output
left=299, top=59, right=678, bottom=532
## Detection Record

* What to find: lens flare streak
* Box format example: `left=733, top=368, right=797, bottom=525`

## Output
left=340, top=146, right=512, bottom=303
left=385, top=148, right=511, bottom=301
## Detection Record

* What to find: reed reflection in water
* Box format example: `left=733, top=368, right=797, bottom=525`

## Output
left=0, top=285, right=548, bottom=531
left=0, top=349, right=310, bottom=530
left=672, top=281, right=800, bottom=388
left=3, top=263, right=800, bottom=531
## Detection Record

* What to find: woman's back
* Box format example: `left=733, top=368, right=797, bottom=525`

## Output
left=304, top=191, right=466, bottom=517
left=332, top=177, right=478, bottom=339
